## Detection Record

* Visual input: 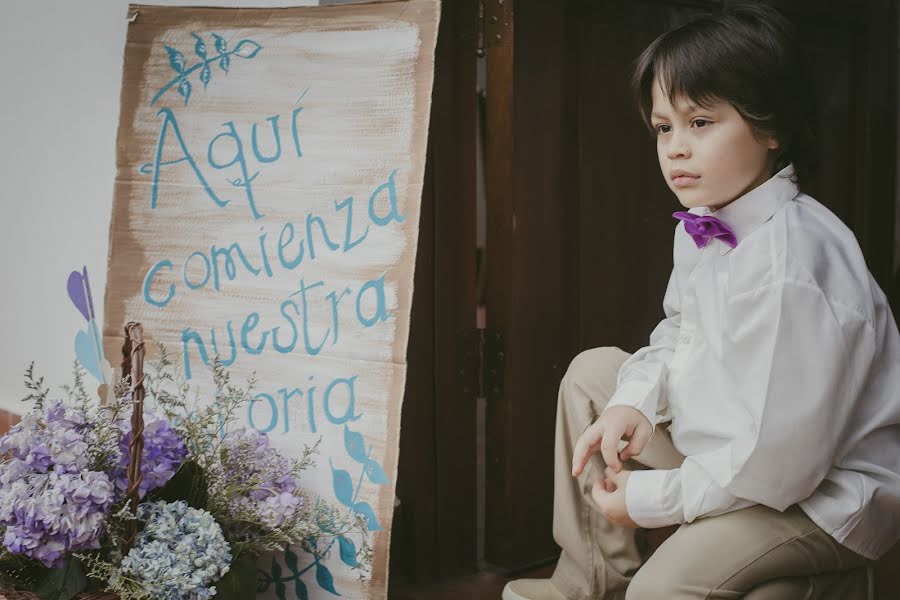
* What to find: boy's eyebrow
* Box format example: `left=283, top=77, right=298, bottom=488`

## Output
left=651, top=104, right=703, bottom=120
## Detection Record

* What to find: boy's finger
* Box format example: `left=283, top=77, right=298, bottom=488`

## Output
left=591, top=479, right=609, bottom=505
left=571, top=422, right=604, bottom=477
left=620, top=424, right=652, bottom=461
left=599, top=423, right=625, bottom=471
left=608, top=466, right=629, bottom=485
left=604, top=466, right=623, bottom=489
left=604, top=476, right=615, bottom=492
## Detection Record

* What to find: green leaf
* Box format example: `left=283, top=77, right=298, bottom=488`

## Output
left=146, top=460, right=209, bottom=509
left=31, top=557, right=87, bottom=600
left=214, top=554, right=258, bottom=600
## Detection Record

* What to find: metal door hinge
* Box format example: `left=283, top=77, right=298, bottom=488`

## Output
left=478, top=0, right=511, bottom=56
left=457, top=327, right=504, bottom=401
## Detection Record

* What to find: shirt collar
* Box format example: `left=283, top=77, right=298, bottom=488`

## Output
left=689, top=163, right=799, bottom=255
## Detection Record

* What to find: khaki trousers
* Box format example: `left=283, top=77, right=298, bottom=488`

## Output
left=549, top=346, right=872, bottom=600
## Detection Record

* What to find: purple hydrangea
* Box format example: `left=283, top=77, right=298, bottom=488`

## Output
left=112, top=412, right=188, bottom=499
left=0, top=400, right=115, bottom=566
left=221, top=428, right=303, bottom=528
left=0, top=467, right=115, bottom=567
left=0, top=402, right=92, bottom=474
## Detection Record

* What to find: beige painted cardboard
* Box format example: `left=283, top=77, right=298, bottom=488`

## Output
left=102, top=1, right=439, bottom=597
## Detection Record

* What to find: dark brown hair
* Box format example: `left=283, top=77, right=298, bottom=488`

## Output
left=632, top=3, right=818, bottom=190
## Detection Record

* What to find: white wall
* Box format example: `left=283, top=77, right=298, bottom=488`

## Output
left=0, top=0, right=319, bottom=415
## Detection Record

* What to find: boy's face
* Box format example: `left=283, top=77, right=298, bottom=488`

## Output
left=650, top=77, right=780, bottom=211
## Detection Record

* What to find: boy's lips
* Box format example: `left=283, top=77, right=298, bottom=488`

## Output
left=672, top=175, right=700, bottom=188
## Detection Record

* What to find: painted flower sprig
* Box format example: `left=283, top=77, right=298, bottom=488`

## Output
left=151, top=32, right=263, bottom=106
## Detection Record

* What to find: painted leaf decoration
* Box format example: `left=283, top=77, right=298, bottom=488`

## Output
left=352, top=500, right=381, bottom=531
left=164, top=45, right=186, bottom=73
left=213, top=33, right=227, bottom=54
left=74, top=321, right=103, bottom=382
left=364, top=458, right=389, bottom=485
left=294, top=578, right=309, bottom=600
left=271, top=556, right=281, bottom=579
left=191, top=33, right=207, bottom=58
left=344, top=425, right=367, bottom=464
left=338, top=535, right=358, bottom=567
left=66, top=267, right=93, bottom=322
left=178, top=78, right=191, bottom=105
left=220, top=54, right=231, bottom=73
left=315, top=562, right=339, bottom=595
left=271, top=557, right=286, bottom=599
left=233, top=39, right=262, bottom=59
left=330, top=459, right=354, bottom=507
left=200, top=63, right=211, bottom=89
left=284, top=547, right=299, bottom=575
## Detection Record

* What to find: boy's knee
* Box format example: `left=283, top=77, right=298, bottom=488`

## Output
left=563, top=346, right=623, bottom=385
left=624, top=566, right=677, bottom=600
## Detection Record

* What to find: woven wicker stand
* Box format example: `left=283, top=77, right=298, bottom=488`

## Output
left=0, top=321, right=147, bottom=600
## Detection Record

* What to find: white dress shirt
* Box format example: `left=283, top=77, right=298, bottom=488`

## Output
left=603, top=163, right=900, bottom=560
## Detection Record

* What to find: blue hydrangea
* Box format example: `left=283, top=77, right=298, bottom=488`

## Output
left=121, top=501, right=231, bottom=600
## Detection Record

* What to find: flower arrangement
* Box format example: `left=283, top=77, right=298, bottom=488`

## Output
left=0, top=323, right=372, bottom=600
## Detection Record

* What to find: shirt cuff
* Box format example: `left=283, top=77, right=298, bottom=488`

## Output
left=603, top=380, right=660, bottom=442
left=625, top=469, right=685, bottom=529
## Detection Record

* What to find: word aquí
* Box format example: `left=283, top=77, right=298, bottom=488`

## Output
left=140, top=97, right=307, bottom=220
left=142, top=167, right=404, bottom=307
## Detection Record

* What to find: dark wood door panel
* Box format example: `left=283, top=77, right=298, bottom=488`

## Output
left=483, top=0, right=896, bottom=572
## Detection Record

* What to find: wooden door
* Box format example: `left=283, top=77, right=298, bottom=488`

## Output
left=389, top=0, right=481, bottom=587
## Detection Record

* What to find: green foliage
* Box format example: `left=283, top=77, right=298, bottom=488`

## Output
left=214, top=554, right=258, bottom=600
left=21, top=361, right=50, bottom=412
left=145, top=459, right=209, bottom=510
left=31, top=557, right=87, bottom=600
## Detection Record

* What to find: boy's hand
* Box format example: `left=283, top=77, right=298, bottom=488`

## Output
left=592, top=467, right=640, bottom=529
left=571, top=405, right=652, bottom=477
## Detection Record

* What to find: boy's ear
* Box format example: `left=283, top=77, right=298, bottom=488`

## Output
left=752, top=127, right=781, bottom=150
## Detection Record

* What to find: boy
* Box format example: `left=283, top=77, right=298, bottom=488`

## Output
left=504, top=4, right=900, bottom=599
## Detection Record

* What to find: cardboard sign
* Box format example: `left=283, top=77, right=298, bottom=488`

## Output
left=102, top=1, right=439, bottom=597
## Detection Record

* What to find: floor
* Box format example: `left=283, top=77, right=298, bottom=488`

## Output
left=390, top=561, right=556, bottom=600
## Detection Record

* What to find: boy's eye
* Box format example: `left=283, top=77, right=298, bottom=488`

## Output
left=654, top=120, right=710, bottom=135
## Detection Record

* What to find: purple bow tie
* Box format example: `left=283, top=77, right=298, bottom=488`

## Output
left=673, top=211, right=737, bottom=249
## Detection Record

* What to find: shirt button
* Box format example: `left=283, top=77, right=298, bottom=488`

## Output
left=680, top=333, right=693, bottom=344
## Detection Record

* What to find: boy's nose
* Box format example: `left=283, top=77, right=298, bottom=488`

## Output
left=666, top=134, right=691, bottom=159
